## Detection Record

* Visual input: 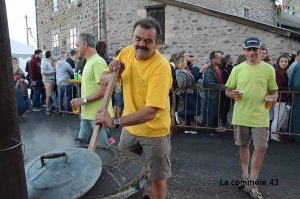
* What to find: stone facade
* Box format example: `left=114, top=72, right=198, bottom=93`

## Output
left=36, top=0, right=99, bottom=55
left=36, top=0, right=299, bottom=65
left=281, top=0, right=300, bottom=29
left=182, top=0, right=276, bottom=25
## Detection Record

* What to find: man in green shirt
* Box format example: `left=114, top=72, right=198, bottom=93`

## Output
left=225, top=37, right=278, bottom=199
left=71, top=33, right=114, bottom=145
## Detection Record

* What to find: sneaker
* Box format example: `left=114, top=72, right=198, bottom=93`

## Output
left=42, top=104, right=47, bottom=107
left=185, top=130, right=197, bottom=134
left=32, top=107, right=42, bottom=112
left=108, top=137, right=116, bottom=145
left=39, top=106, right=46, bottom=110
left=175, top=112, right=181, bottom=124
left=46, top=109, right=51, bottom=115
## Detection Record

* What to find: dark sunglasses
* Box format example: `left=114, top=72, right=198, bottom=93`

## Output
left=245, top=48, right=259, bottom=52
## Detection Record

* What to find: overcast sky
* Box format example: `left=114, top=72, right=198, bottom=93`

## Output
left=5, top=0, right=282, bottom=48
left=5, top=0, right=37, bottom=47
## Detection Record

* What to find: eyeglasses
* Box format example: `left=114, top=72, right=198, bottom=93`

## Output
left=245, top=48, right=259, bottom=52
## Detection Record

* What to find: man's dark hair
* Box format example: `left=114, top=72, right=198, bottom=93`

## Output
left=70, top=50, right=77, bottom=56
left=133, top=17, right=161, bottom=41
left=115, top=49, right=121, bottom=57
left=45, top=51, right=52, bottom=58
left=96, top=41, right=107, bottom=56
left=297, top=50, right=300, bottom=56
left=216, top=50, right=224, bottom=55
left=20, top=74, right=25, bottom=79
left=12, top=57, right=17, bottom=61
left=260, top=46, right=268, bottom=54
left=34, top=49, right=43, bottom=55
left=209, top=51, right=217, bottom=61
left=189, top=55, right=194, bottom=58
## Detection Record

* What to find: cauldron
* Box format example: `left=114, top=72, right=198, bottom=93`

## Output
left=81, top=145, right=150, bottom=199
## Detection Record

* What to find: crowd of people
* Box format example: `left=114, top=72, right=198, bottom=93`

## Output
left=170, top=43, right=300, bottom=142
left=12, top=16, right=300, bottom=199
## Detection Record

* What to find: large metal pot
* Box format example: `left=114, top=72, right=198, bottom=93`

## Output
left=81, top=145, right=150, bottom=199
left=25, top=148, right=102, bottom=199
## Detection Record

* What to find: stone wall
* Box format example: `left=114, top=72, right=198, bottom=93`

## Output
left=36, top=0, right=299, bottom=66
left=36, top=0, right=99, bottom=55
left=102, top=0, right=299, bottom=65
left=181, top=0, right=276, bottom=25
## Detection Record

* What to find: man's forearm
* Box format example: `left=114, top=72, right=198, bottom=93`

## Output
left=119, top=106, right=158, bottom=127
left=269, top=90, right=278, bottom=99
left=86, top=85, right=106, bottom=103
left=100, top=72, right=111, bottom=86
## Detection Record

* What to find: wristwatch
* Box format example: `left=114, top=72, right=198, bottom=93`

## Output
left=83, top=97, right=88, bottom=104
left=113, top=118, right=121, bottom=129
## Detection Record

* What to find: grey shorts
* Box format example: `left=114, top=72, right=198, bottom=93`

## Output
left=119, top=128, right=172, bottom=181
left=234, top=125, right=269, bottom=148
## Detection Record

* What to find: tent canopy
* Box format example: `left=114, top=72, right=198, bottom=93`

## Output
left=10, top=39, right=37, bottom=59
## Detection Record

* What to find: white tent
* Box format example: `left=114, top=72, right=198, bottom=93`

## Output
left=10, top=39, right=38, bottom=78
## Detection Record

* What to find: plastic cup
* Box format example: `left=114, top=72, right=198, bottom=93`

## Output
left=72, top=106, right=80, bottom=113
left=265, top=97, right=273, bottom=109
left=234, top=89, right=244, bottom=101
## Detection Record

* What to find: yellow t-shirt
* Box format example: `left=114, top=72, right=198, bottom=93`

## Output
left=225, top=61, right=278, bottom=127
left=81, top=54, right=114, bottom=120
left=115, top=46, right=172, bottom=137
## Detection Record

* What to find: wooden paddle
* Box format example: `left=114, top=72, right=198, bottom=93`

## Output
left=88, top=68, right=120, bottom=151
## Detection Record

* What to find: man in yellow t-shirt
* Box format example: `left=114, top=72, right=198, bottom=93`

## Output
left=70, top=33, right=114, bottom=145
left=95, top=18, right=172, bottom=199
left=225, top=37, right=278, bottom=199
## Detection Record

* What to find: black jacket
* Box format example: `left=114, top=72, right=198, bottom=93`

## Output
left=203, top=64, right=226, bottom=99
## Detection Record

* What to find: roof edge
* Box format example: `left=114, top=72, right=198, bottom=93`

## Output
left=154, top=0, right=300, bottom=41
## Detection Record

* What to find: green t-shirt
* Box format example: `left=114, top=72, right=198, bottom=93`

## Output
left=81, top=54, right=114, bottom=120
left=225, top=61, right=278, bottom=127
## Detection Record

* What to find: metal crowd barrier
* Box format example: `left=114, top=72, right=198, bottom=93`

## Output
left=51, top=79, right=81, bottom=121
left=171, top=86, right=300, bottom=137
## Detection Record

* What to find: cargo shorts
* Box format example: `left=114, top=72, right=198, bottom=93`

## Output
left=234, top=125, right=269, bottom=148
left=119, top=128, right=172, bottom=181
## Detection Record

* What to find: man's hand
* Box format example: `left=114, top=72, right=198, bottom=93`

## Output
left=109, top=60, right=125, bottom=76
left=31, top=81, right=37, bottom=86
left=266, top=95, right=278, bottom=106
left=230, top=89, right=242, bottom=100
left=71, top=98, right=84, bottom=108
left=94, top=109, right=114, bottom=128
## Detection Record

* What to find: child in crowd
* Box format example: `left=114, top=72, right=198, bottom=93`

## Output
left=15, top=75, right=34, bottom=113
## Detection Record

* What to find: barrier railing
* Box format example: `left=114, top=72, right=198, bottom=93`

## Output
left=171, top=87, right=300, bottom=137
left=51, top=79, right=81, bottom=121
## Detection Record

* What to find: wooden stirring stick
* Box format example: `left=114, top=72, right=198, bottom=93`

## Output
left=88, top=68, right=120, bottom=151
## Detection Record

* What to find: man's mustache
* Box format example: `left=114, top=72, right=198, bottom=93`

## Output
left=136, top=46, right=149, bottom=51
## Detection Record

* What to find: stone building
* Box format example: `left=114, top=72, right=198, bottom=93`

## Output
left=36, top=0, right=300, bottom=64
left=280, top=0, right=300, bottom=33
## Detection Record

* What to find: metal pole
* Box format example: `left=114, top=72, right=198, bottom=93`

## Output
left=0, top=0, right=28, bottom=198
left=25, top=15, right=29, bottom=45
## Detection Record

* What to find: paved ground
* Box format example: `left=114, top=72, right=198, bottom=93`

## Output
left=20, top=111, right=300, bottom=199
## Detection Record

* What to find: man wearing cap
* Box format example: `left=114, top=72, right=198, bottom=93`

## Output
left=225, top=37, right=278, bottom=199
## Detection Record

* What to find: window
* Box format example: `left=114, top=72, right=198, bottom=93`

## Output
left=53, top=0, right=58, bottom=12
left=145, top=5, right=166, bottom=44
left=70, top=28, right=77, bottom=50
left=244, top=8, right=249, bottom=19
left=53, top=34, right=60, bottom=55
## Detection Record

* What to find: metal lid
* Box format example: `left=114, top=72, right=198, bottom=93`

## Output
left=25, top=148, right=102, bottom=199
